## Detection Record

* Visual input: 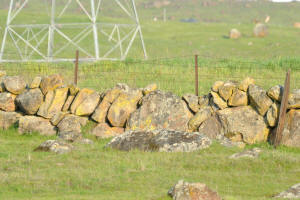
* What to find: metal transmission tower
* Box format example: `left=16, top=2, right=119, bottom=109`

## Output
left=0, top=0, right=147, bottom=62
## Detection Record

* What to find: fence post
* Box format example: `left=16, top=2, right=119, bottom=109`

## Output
left=195, top=54, right=199, bottom=96
left=273, top=69, right=291, bottom=148
left=74, top=50, right=79, bottom=85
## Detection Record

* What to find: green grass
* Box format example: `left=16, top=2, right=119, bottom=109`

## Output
left=0, top=127, right=300, bottom=200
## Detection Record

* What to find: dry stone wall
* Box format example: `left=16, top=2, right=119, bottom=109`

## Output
left=0, top=70, right=299, bottom=148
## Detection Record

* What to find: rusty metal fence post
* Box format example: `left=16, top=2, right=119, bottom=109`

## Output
left=195, top=55, right=199, bottom=96
left=74, top=50, right=79, bottom=85
left=273, top=69, right=291, bottom=148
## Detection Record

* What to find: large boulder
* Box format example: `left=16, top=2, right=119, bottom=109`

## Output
left=126, top=91, right=191, bottom=132
left=37, top=87, right=68, bottom=119
left=248, top=84, right=273, bottom=116
left=34, top=140, right=73, bottom=154
left=228, top=88, right=248, bottom=107
left=91, top=123, right=124, bottom=138
left=198, top=114, right=222, bottom=139
left=288, top=89, right=300, bottom=109
left=16, top=88, right=43, bottom=115
left=107, top=130, right=212, bottom=152
left=3, top=76, right=26, bottom=95
left=168, top=180, right=221, bottom=200
left=217, top=106, right=269, bottom=144
left=280, top=109, right=300, bottom=147
left=70, top=88, right=95, bottom=114
left=188, top=107, right=213, bottom=131
left=0, top=92, right=16, bottom=112
left=74, top=92, right=100, bottom=116
left=107, top=88, right=143, bottom=127
left=40, top=74, right=63, bottom=95
left=274, top=183, right=300, bottom=199
left=57, top=114, right=87, bottom=133
left=182, top=93, right=199, bottom=113
left=253, top=23, right=268, bottom=37
left=18, top=116, right=56, bottom=136
left=0, top=111, right=21, bottom=129
left=91, top=99, right=111, bottom=123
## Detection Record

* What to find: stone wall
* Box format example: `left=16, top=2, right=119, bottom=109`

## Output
left=0, top=71, right=299, bottom=147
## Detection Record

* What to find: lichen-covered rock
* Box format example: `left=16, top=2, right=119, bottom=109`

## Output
left=91, top=123, right=124, bottom=138
left=217, top=106, right=269, bottom=144
left=29, top=76, right=42, bottom=89
left=34, top=140, right=73, bottom=154
left=107, top=89, right=143, bottom=127
left=16, top=88, right=43, bottom=115
left=18, top=116, right=56, bottom=136
left=210, top=91, right=227, bottom=110
left=288, top=89, right=300, bottom=109
left=266, top=103, right=280, bottom=127
left=143, top=83, right=157, bottom=95
left=103, top=83, right=129, bottom=103
left=68, top=84, right=80, bottom=96
left=228, top=88, right=248, bottom=107
left=50, top=112, right=67, bottom=126
left=198, top=95, right=210, bottom=109
left=3, top=76, right=26, bottom=95
left=183, top=93, right=199, bottom=113
left=75, top=92, right=100, bottom=116
left=58, top=131, right=82, bottom=142
left=229, top=148, right=262, bottom=159
left=70, top=88, right=95, bottom=114
left=188, top=107, right=212, bottom=131
left=280, top=109, right=300, bottom=147
left=0, top=111, right=21, bottom=129
left=0, top=92, right=16, bottom=112
left=168, top=180, right=221, bottom=200
left=248, top=84, right=273, bottom=116
left=62, top=95, right=75, bottom=112
left=267, top=85, right=283, bottom=102
left=211, top=81, right=224, bottom=92
left=218, top=81, right=236, bottom=101
left=37, top=87, right=68, bottom=119
left=198, top=114, right=222, bottom=139
left=107, top=130, right=212, bottom=152
left=57, top=114, right=84, bottom=133
left=127, top=90, right=191, bottom=132
left=91, top=99, right=111, bottom=123
left=274, top=183, right=300, bottom=199
left=40, top=74, right=63, bottom=95
left=216, top=135, right=245, bottom=148
left=238, top=77, right=255, bottom=92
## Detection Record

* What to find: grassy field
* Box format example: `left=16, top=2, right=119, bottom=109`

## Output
left=0, top=1, right=300, bottom=199
left=0, top=127, right=300, bottom=200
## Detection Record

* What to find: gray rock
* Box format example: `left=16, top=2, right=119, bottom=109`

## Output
left=106, top=130, right=212, bottom=152
left=229, top=148, right=262, bottom=159
left=3, top=76, right=26, bottom=95
left=248, top=84, right=273, bottom=116
left=198, top=114, right=222, bottom=139
left=210, top=91, right=227, bottom=110
left=266, top=103, right=280, bottom=127
left=16, top=88, right=43, bottom=115
left=57, top=114, right=86, bottom=133
left=188, top=107, right=213, bottom=131
left=168, top=180, right=222, bottom=200
left=0, top=111, right=21, bottom=129
left=29, top=76, right=42, bottom=89
left=274, top=183, right=300, bottom=199
left=198, top=95, right=210, bottom=109
left=40, top=74, right=64, bottom=95
left=34, top=140, right=73, bottom=154
left=218, top=81, right=236, bottom=101
left=216, top=135, right=245, bottom=149
left=58, top=131, right=82, bottom=142
left=267, top=85, right=283, bottom=102
left=182, top=93, right=199, bottom=113
left=288, top=89, right=300, bottom=109
left=18, top=116, right=56, bottom=136
left=0, top=92, right=16, bottom=112
left=280, top=109, right=300, bottom=148
left=127, top=90, right=191, bottom=132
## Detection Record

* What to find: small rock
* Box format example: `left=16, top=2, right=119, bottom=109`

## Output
left=91, top=123, right=124, bottom=138
left=198, top=114, right=222, bottom=139
left=210, top=91, right=227, bottom=110
left=238, top=77, right=255, bottom=92
left=267, top=85, right=283, bottom=102
left=0, top=70, right=6, bottom=77
left=198, top=95, right=210, bottom=109
left=40, top=74, right=64, bottom=95
left=75, top=92, right=100, bottom=116
left=50, top=112, right=67, bottom=126
left=254, top=23, right=268, bottom=37
left=143, top=83, right=157, bottom=95
left=70, top=88, right=95, bottom=114
left=294, top=22, right=300, bottom=28
left=216, top=135, right=245, bottom=149
left=183, top=93, right=199, bottom=113
left=16, top=88, right=43, bottom=115
left=0, top=92, right=16, bottom=112
left=228, top=88, right=248, bottom=107
left=229, top=148, right=262, bottom=159
left=229, top=28, right=241, bottom=39
left=266, top=103, right=280, bottom=127
left=58, top=131, right=82, bottom=142
left=274, top=183, right=300, bottom=199
left=62, top=95, right=75, bottom=112
left=280, top=109, right=300, bottom=148
left=188, top=107, right=212, bottom=131
left=0, top=111, right=21, bottom=130
left=19, top=116, right=56, bottom=136
left=248, top=84, right=273, bottom=116
left=107, top=130, right=212, bottom=152
left=211, top=81, right=224, bottom=92
left=91, top=99, right=111, bottom=123
left=57, top=114, right=83, bottom=133
left=68, top=84, right=80, bottom=96
left=3, top=76, right=26, bottom=95
left=218, top=81, right=236, bottom=101
left=288, top=89, right=300, bottom=109
left=29, top=76, right=42, bottom=89
left=34, top=140, right=73, bottom=154
left=168, top=180, right=221, bottom=200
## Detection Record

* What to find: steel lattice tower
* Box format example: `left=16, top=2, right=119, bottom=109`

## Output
left=0, top=0, right=147, bottom=62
